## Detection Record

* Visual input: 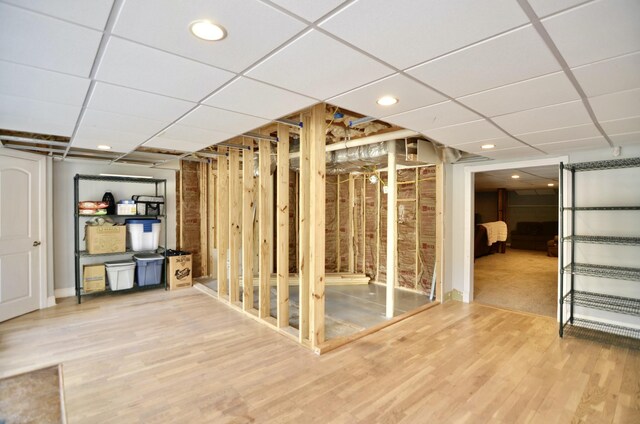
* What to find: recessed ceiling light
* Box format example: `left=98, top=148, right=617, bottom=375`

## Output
left=511, top=174, right=520, bottom=179
left=190, top=20, right=227, bottom=41
left=481, top=144, right=495, bottom=150
left=548, top=183, right=554, bottom=187
left=97, top=145, right=111, bottom=150
left=377, top=96, right=398, bottom=106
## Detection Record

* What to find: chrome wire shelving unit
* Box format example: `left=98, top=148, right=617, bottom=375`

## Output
left=74, top=174, right=167, bottom=303
left=559, top=157, right=640, bottom=349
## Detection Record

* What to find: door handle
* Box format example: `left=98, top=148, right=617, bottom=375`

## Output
left=33, top=241, right=41, bottom=247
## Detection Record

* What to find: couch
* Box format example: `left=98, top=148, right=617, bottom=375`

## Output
left=510, top=221, right=558, bottom=251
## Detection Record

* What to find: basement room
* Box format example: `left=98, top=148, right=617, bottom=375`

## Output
left=1, top=1, right=639, bottom=423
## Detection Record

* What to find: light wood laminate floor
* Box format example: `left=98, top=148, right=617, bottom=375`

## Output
left=1, top=288, right=638, bottom=423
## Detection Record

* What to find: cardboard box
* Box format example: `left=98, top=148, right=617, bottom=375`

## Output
left=168, top=254, right=192, bottom=290
left=83, top=264, right=105, bottom=292
left=85, top=225, right=126, bottom=254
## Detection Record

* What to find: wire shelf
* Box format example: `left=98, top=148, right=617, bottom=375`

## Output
left=76, top=214, right=165, bottom=218
left=563, top=235, right=640, bottom=245
left=563, top=206, right=640, bottom=211
left=75, top=174, right=166, bottom=184
left=563, top=319, right=640, bottom=350
left=563, top=263, right=640, bottom=281
left=565, top=157, right=640, bottom=172
left=564, top=291, right=640, bottom=316
left=79, top=247, right=165, bottom=257
left=80, top=282, right=165, bottom=296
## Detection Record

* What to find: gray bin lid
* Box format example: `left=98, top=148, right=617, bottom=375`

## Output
left=133, top=253, right=164, bottom=261
left=105, top=259, right=135, bottom=267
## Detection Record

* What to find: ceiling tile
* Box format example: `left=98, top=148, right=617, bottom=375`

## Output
left=493, top=100, right=592, bottom=135
left=407, top=25, right=561, bottom=97
left=608, top=131, right=640, bottom=146
left=2, top=0, right=114, bottom=30
left=270, top=0, right=347, bottom=22
left=95, top=37, right=235, bottom=102
left=113, top=0, right=306, bottom=73
left=536, top=136, right=609, bottom=153
left=246, top=30, right=394, bottom=100
left=421, top=119, right=506, bottom=145
left=528, top=0, right=591, bottom=18
left=327, top=74, right=446, bottom=119
left=452, top=137, right=525, bottom=154
left=73, top=126, right=147, bottom=152
left=319, top=0, right=528, bottom=69
left=88, top=82, right=195, bottom=122
left=589, top=88, right=640, bottom=122
left=0, top=94, right=81, bottom=136
left=178, top=105, right=269, bottom=135
left=384, top=101, right=480, bottom=133
left=0, top=3, right=102, bottom=77
left=457, top=72, right=580, bottom=117
left=601, top=116, right=640, bottom=135
left=542, top=0, right=640, bottom=67
left=572, top=52, right=640, bottom=97
left=79, top=109, right=166, bottom=138
left=478, top=146, right=545, bottom=160
left=203, top=77, right=316, bottom=120
left=151, top=124, right=233, bottom=149
left=0, top=61, right=90, bottom=106
left=517, top=123, right=601, bottom=145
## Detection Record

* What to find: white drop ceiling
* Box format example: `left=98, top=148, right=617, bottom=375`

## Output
left=0, top=0, right=638, bottom=161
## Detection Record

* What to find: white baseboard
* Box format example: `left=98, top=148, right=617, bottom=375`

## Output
left=54, top=287, right=75, bottom=298
left=47, top=296, right=57, bottom=307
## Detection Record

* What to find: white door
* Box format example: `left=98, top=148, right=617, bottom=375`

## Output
left=0, top=149, right=44, bottom=322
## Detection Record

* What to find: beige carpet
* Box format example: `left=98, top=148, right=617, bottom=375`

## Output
left=474, top=248, right=557, bottom=318
left=0, top=365, right=66, bottom=424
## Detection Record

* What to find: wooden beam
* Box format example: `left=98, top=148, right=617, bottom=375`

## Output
left=348, top=173, right=355, bottom=273
left=435, top=163, right=444, bottom=302
left=242, top=138, right=255, bottom=311
left=308, top=103, right=326, bottom=347
left=229, top=148, right=241, bottom=303
left=361, top=176, right=366, bottom=274
left=336, top=177, right=341, bottom=272
left=386, top=141, right=397, bottom=318
left=276, top=124, right=290, bottom=328
left=216, top=148, right=229, bottom=299
left=258, top=138, right=271, bottom=319
left=375, top=178, right=381, bottom=282
left=208, top=162, right=216, bottom=276
left=298, top=113, right=311, bottom=342
left=415, top=168, right=420, bottom=291
left=179, top=160, right=184, bottom=250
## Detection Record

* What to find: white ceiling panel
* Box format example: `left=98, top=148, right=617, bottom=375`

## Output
left=542, top=0, right=640, bottom=67
left=451, top=137, right=525, bottom=154
left=203, top=77, right=316, bottom=120
left=73, top=126, right=147, bottom=152
left=270, top=0, right=348, bottom=22
left=96, top=38, right=235, bottom=102
left=2, top=0, right=114, bottom=30
left=327, top=74, right=446, bottom=119
left=478, top=146, right=545, bottom=160
left=589, top=88, right=640, bottom=122
left=0, top=61, right=90, bottom=106
left=246, top=30, right=394, bottom=100
left=421, top=119, right=507, bottom=145
left=79, top=109, right=166, bottom=139
left=384, top=101, right=480, bottom=133
left=572, top=52, right=640, bottom=97
left=0, top=94, right=81, bottom=136
left=320, top=0, right=528, bottom=69
left=0, top=3, right=102, bottom=77
left=528, top=0, right=591, bottom=18
left=517, top=123, right=601, bottom=145
left=178, top=105, right=269, bottom=135
left=536, top=136, right=609, bottom=153
left=88, top=82, right=195, bottom=122
left=457, top=72, right=580, bottom=117
left=608, top=131, right=640, bottom=146
left=407, top=25, right=561, bottom=98
left=493, top=100, right=592, bottom=135
left=601, top=116, right=640, bottom=135
left=152, top=124, right=233, bottom=149
left=113, top=0, right=306, bottom=73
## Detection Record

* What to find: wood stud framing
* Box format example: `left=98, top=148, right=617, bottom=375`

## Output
left=298, top=112, right=311, bottom=343
left=228, top=147, right=241, bottom=303
left=242, top=138, right=255, bottom=311
left=258, top=139, right=271, bottom=319
left=348, top=174, right=355, bottom=273
left=276, top=124, right=290, bottom=328
left=216, top=147, right=229, bottom=299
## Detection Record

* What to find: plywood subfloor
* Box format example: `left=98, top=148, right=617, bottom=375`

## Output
left=1, top=289, right=638, bottom=423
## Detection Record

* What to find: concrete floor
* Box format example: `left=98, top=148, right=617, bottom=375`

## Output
left=198, top=278, right=431, bottom=339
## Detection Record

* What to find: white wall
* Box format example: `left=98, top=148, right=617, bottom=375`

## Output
left=52, top=159, right=177, bottom=296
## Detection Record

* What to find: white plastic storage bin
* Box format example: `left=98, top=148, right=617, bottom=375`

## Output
left=125, top=219, right=161, bottom=251
left=105, top=260, right=135, bottom=291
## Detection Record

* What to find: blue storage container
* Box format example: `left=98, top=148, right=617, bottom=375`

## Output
left=133, top=253, right=164, bottom=286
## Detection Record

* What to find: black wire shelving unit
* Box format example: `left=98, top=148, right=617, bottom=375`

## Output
left=559, top=158, right=640, bottom=349
left=74, top=174, right=168, bottom=304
